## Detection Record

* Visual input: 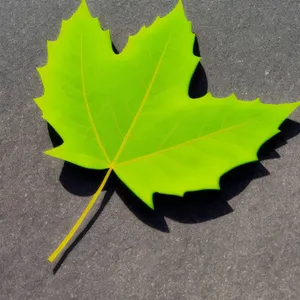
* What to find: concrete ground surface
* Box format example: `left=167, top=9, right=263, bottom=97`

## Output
left=1, top=0, right=300, bottom=299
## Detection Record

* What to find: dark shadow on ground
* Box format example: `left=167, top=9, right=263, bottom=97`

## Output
left=189, top=36, right=208, bottom=99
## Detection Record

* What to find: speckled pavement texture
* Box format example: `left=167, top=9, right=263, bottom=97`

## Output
left=1, top=1, right=300, bottom=299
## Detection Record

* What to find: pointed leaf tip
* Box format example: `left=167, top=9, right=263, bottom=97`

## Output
left=74, top=0, right=92, bottom=18
left=148, top=200, right=155, bottom=210
left=80, top=0, right=87, bottom=7
left=175, top=0, right=185, bottom=12
left=79, top=0, right=89, bottom=11
left=172, top=0, right=190, bottom=23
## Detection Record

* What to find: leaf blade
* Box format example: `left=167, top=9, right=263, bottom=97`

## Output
left=36, top=0, right=300, bottom=209
left=36, top=0, right=300, bottom=262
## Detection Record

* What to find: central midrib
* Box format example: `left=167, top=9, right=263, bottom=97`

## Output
left=109, top=35, right=172, bottom=168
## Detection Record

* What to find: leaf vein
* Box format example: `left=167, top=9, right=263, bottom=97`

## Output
left=80, top=35, right=111, bottom=163
left=115, top=121, right=251, bottom=167
left=110, top=34, right=173, bottom=167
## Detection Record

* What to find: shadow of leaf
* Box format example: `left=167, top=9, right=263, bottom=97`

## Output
left=48, top=119, right=300, bottom=231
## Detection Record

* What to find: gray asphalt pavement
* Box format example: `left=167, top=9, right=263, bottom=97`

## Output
left=1, top=0, right=300, bottom=299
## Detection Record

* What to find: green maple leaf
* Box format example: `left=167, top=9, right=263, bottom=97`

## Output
left=35, top=0, right=299, bottom=262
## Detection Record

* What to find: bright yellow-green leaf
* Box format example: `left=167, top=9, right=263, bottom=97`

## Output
left=35, top=0, right=299, bottom=262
